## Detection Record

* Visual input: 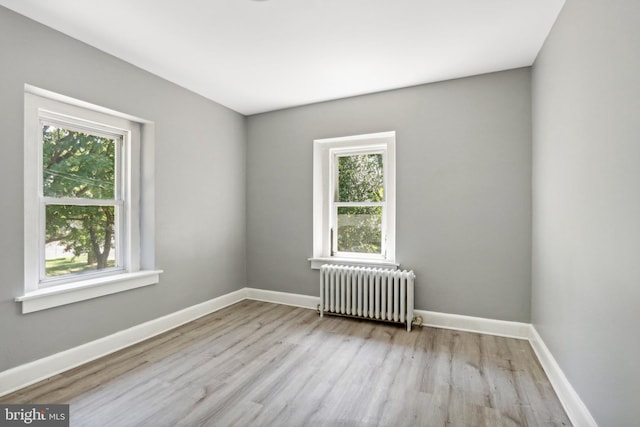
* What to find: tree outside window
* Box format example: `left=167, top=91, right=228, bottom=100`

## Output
left=335, top=153, right=384, bottom=255
left=42, top=125, right=120, bottom=278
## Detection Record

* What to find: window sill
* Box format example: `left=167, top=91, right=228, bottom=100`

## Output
left=308, top=257, right=399, bottom=270
left=16, top=270, right=163, bottom=314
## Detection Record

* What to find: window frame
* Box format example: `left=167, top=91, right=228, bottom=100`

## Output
left=310, top=131, right=397, bottom=270
left=18, top=85, right=161, bottom=313
left=331, top=147, right=387, bottom=259
left=38, top=111, right=128, bottom=287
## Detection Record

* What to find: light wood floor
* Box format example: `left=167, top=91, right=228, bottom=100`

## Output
left=1, top=300, right=571, bottom=426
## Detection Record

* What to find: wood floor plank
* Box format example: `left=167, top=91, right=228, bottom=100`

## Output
left=0, top=301, right=571, bottom=426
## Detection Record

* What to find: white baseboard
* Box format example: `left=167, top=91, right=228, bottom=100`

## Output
left=0, top=288, right=246, bottom=398
left=529, top=326, right=597, bottom=427
left=245, top=287, right=318, bottom=310
left=0, top=286, right=598, bottom=427
left=242, top=289, right=530, bottom=340
left=414, top=309, right=531, bottom=340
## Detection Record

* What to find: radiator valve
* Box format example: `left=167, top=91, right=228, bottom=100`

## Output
left=412, top=315, right=424, bottom=328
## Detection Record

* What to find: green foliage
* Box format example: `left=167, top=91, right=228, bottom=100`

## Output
left=337, top=206, right=382, bottom=253
left=337, top=154, right=383, bottom=202
left=43, top=125, right=115, bottom=199
left=43, top=125, right=116, bottom=274
left=336, top=154, right=384, bottom=254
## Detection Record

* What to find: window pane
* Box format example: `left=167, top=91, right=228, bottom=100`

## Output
left=42, top=125, right=116, bottom=199
left=337, top=154, right=383, bottom=202
left=45, top=205, right=117, bottom=278
left=337, top=206, right=382, bottom=254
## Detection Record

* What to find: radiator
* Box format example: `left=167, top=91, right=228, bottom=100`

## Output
left=319, top=264, right=417, bottom=331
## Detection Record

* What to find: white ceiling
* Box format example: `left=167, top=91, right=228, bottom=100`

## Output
left=0, top=0, right=565, bottom=115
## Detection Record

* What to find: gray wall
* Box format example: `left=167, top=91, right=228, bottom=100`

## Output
left=0, top=7, right=246, bottom=372
left=7, top=2, right=634, bottom=423
left=247, top=68, right=532, bottom=322
left=531, top=0, right=640, bottom=425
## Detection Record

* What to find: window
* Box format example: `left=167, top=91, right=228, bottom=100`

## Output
left=19, top=85, right=161, bottom=313
left=310, top=131, right=396, bottom=269
left=40, top=112, right=125, bottom=282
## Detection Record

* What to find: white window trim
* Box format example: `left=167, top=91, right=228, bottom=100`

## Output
left=309, top=131, right=397, bottom=270
left=18, top=85, right=161, bottom=313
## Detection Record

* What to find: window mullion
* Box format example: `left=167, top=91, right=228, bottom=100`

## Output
left=333, top=201, right=383, bottom=207
left=42, top=197, right=122, bottom=206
